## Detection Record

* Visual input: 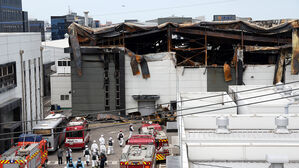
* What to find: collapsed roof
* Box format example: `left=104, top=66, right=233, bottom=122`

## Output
left=68, top=20, right=299, bottom=80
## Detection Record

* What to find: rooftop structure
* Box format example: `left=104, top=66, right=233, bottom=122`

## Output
left=179, top=113, right=299, bottom=167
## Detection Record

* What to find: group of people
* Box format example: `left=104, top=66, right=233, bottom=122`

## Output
left=56, top=123, right=134, bottom=168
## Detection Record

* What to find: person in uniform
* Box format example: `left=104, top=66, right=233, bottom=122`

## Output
left=129, top=123, right=134, bottom=139
left=107, top=137, right=114, bottom=155
left=75, top=157, right=85, bottom=168
left=67, top=158, right=75, bottom=168
left=83, top=145, right=91, bottom=166
left=66, top=147, right=72, bottom=164
left=117, top=130, right=124, bottom=147
left=91, top=140, right=99, bottom=152
left=91, top=149, right=99, bottom=168
left=99, top=135, right=106, bottom=154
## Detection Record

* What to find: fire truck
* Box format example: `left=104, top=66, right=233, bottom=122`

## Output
left=140, top=126, right=169, bottom=161
left=120, top=145, right=156, bottom=168
left=65, top=117, right=90, bottom=149
left=0, top=134, right=48, bottom=168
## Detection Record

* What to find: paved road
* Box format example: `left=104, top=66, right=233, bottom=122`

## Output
left=47, top=122, right=141, bottom=168
left=46, top=120, right=177, bottom=168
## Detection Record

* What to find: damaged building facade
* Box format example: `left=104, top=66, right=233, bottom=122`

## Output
left=68, top=20, right=299, bottom=116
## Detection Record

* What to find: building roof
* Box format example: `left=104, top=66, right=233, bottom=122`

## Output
left=42, top=38, right=69, bottom=48
left=179, top=92, right=237, bottom=115
left=190, top=162, right=299, bottom=168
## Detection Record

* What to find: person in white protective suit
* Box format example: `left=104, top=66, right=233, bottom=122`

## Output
left=107, top=137, right=114, bottom=155
left=91, top=140, right=99, bottom=152
left=83, top=145, right=91, bottom=166
left=99, top=135, right=106, bottom=154
left=118, top=130, right=124, bottom=147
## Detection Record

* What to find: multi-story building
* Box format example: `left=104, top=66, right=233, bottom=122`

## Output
left=29, top=20, right=45, bottom=41
left=0, top=33, right=43, bottom=154
left=0, top=0, right=28, bottom=32
left=51, top=12, right=93, bottom=40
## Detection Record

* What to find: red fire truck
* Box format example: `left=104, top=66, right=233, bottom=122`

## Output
left=0, top=134, right=48, bottom=168
left=120, top=145, right=156, bottom=168
left=65, top=117, right=90, bottom=149
left=140, top=125, right=169, bottom=161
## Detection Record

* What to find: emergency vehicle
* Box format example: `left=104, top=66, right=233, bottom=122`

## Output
left=141, top=126, right=169, bottom=161
left=126, top=135, right=155, bottom=146
left=0, top=134, right=48, bottom=168
left=120, top=145, right=156, bottom=168
left=65, top=117, right=90, bottom=149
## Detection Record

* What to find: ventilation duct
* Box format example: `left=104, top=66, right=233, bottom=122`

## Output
left=216, top=116, right=230, bottom=134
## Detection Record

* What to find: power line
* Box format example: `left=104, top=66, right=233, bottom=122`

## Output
left=90, top=0, right=238, bottom=17
left=0, top=90, right=298, bottom=141
left=0, top=0, right=237, bottom=24
left=0, top=85, right=297, bottom=137
left=0, top=80, right=298, bottom=126
left=177, top=93, right=299, bottom=117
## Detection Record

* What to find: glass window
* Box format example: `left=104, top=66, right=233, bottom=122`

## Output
left=67, top=61, right=71, bottom=66
left=63, top=61, right=67, bottom=66
left=65, top=95, right=69, bottom=100
left=60, top=95, right=65, bottom=100
left=8, top=65, right=13, bottom=74
left=58, top=61, right=63, bottom=66
left=2, top=67, right=7, bottom=76
left=33, top=129, right=52, bottom=136
left=66, top=131, right=83, bottom=137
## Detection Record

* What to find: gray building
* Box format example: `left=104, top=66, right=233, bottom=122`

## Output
left=70, top=47, right=126, bottom=117
left=29, top=20, right=45, bottom=41
left=0, top=0, right=28, bottom=32
left=158, top=17, right=192, bottom=25
left=213, top=15, right=236, bottom=21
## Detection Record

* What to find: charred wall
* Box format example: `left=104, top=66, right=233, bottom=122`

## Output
left=71, top=47, right=125, bottom=117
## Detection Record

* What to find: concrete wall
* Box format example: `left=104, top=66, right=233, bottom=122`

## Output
left=125, top=52, right=177, bottom=114
left=50, top=74, right=71, bottom=108
left=0, top=33, right=42, bottom=134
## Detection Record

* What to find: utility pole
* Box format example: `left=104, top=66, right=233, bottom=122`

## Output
left=20, top=50, right=26, bottom=133
left=40, top=47, right=44, bottom=119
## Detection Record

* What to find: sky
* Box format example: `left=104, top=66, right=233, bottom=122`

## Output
left=22, top=0, right=299, bottom=24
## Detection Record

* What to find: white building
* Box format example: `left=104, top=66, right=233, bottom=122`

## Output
left=0, top=33, right=42, bottom=153
left=125, top=51, right=299, bottom=116
left=41, top=38, right=70, bottom=96
left=178, top=114, right=299, bottom=168
left=50, top=58, right=71, bottom=108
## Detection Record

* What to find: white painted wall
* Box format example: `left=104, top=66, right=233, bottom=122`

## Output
left=41, top=38, right=70, bottom=64
left=50, top=74, right=71, bottom=108
left=0, top=33, right=42, bottom=131
left=125, top=52, right=177, bottom=114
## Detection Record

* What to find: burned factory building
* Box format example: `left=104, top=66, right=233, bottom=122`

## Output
left=68, top=20, right=299, bottom=117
